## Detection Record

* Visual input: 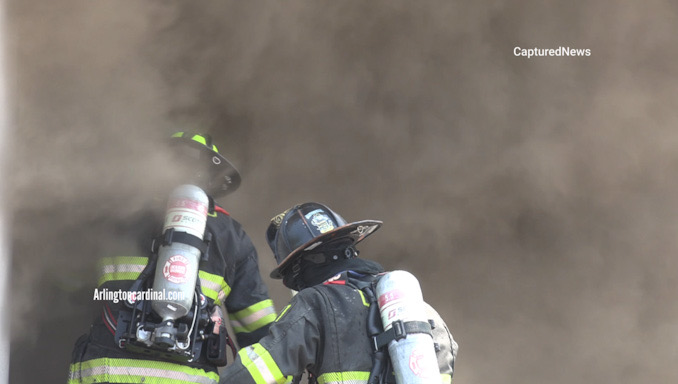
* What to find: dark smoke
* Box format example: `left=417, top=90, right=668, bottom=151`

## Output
left=7, top=1, right=678, bottom=383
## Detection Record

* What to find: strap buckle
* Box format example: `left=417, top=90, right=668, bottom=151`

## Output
left=392, top=320, right=407, bottom=341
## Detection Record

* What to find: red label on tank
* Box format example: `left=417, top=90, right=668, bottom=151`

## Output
left=168, top=199, right=208, bottom=214
left=163, top=255, right=189, bottom=284
left=378, top=289, right=404, bottom=307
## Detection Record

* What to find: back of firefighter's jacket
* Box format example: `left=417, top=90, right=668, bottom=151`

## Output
left=220, top=273, right=456, bottom=383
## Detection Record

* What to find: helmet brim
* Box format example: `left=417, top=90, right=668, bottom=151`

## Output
left=269, top=220, right=382, bottom=279
left=206, top=151, right=241, bottom=198
left=169, top=137, right=242, bottom=197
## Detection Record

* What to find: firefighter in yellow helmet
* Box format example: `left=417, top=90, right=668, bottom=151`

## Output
left=67, top=132, right=276, bottom=384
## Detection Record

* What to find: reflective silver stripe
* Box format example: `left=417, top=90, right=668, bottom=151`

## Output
left=76, top=365, right=217, bottom=384
left=217, top=288, right=227, bottom=303
left=199, top=277, right=222, bottom=293
left=230, top=300, right=277, bottom=333
left=243, top=345, right=278, bottom=384
left=100, top=264, right=146, bottom=274
left=231, top=318, right=244, bottom=329
left=238, top=305, right=276, bottom=327
left=199, top=276, right=228, bottom=304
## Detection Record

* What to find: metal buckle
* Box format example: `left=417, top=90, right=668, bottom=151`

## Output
left=393, top=320, right=406, bottom=341
left=371, top=336, right=380, bottom=352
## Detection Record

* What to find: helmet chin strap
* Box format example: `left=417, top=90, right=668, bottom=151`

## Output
left=282, top=259, right=305, bottom=291
left=282, top=246, right=360, bottom=290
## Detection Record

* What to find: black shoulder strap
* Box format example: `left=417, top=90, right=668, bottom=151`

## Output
left=343, top=274, right=388, bottom=384
left=154, top=227, right=212, bottom=262
left=370, top=319, right=434, bottom=351
left=124, top=253, right=158, bottom=305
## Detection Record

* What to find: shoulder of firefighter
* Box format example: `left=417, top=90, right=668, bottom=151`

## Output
left=218, top=273, right=457, bottom=384
left=68, top=206, right=276, bottom=384
left=208, top=206, right=277, bottom=346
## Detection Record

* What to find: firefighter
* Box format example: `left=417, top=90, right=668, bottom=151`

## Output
left=68, top=132, right=277, bottom=384
left=219, top=202, right=458, bottom=384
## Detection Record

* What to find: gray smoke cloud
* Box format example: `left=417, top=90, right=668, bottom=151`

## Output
left=7, top=0, right=678, bottom=383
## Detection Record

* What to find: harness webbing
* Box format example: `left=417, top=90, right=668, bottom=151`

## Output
left=340, top=271, right=434, bottom=384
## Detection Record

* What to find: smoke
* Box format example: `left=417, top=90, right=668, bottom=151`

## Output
left=0, top=0, right=10, bottom=382
left=7, top=0, right=678, bottom=383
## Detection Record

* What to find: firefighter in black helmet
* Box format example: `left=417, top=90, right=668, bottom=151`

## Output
left=68, top=132, right=276, bottom=384
left=219, top=202, right=458, bottom=384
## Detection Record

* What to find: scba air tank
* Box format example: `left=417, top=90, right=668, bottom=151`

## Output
left=375, top=270, right=441, bottom=384
left=152, top=184, right=209, bottom=321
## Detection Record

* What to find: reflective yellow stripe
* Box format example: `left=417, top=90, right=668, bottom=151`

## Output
left=96, top=256, right=148, bottom=287
left=229, top=299, right=276, bottom=334
left=316, top=371, right=370, bottom=384
left=172, top=132, right=218, bottom=152
left=238, top=343, right=288, bottom=384
left=96, top=258, right=230, bottom=307
left=198, top=270, right=231, bottom=306
left=191, top=134, right=207, bottom=145
left=68, top=358, right=218, bottom=384
left=316, top=371, right=447, bottom=383
left=275, top=304, right=291, bottom=322
left=356, top=290, right=369, bottom=307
